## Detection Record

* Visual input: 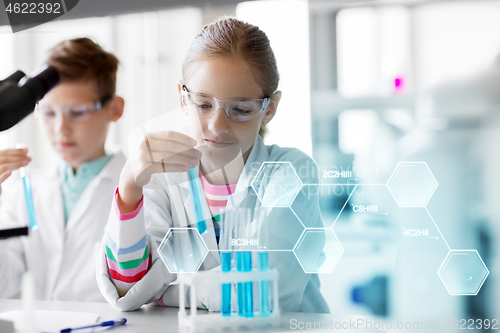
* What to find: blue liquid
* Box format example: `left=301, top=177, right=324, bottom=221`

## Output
left=258, top=252, right=270, bottom=316
left=22, top=176, right=37, bottom=231
left=221, top=252, right=232, bottom=316
left=236, top=252, right=244, bottom=316
left=242, top=251, right=253, bottom=318
left=187, top=167, right=207, bottom=234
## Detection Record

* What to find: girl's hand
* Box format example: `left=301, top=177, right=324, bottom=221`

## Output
left=0, top=149, right=31, bottom=185
left=117, top=131, right=201, bottom=213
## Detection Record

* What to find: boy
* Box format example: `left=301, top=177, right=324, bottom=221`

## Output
left=0, top=38, right=125, bottom=302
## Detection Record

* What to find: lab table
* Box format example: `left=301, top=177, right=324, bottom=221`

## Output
left=0, top=299, right=382, bottom=332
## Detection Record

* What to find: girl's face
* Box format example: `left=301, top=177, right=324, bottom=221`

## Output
left=181, top=56, right=279, bottom=168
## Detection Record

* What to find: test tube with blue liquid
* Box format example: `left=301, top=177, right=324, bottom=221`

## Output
left=182, top=125, right=207, bottom=235
left=234, top=210, right=245, bottom=316
left=220, top=209, right=232, bottom=316
left=16, top=144, right=37, bottom=231
left=257, top=209, right=270, bottom=317
left=242, top=251, right=253, bottom=317
left=235, top=253, right=245, bottom=315
left=240, top=209, right=253, bottom=318
left=187, top=167, right=207, bottom=235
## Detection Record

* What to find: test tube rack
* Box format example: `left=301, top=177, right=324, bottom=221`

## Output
left=178, top=269, right=280, bottom=332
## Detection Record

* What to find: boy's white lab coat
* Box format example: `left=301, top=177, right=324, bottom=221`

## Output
left=0, top=152, right=126, bottom=301
left=97, top=136, right=330, bottom=313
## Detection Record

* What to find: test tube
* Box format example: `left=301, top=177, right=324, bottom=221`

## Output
left=257, top=209, right=270, bottom=316
left=242, top=209, right=253, bottom=318
left=220, top=209, right=232, bottom=316
left=187, top=166, right=207, bottom=234
left=16, top=144, right=37, bottom=231
left=242, top=251, right=253, bottom=317
left=235, top=210, right=244, bottom=316
left=181, top=125, right=207, bottom=235
left=258, top=252, right=270, bottom=316
left=236, top=250, right=244, bottom=316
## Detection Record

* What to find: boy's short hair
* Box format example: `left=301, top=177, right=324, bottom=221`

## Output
left=46, top=38, right=119, bottom=97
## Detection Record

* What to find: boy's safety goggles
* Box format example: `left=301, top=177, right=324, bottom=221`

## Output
left=181, top=85, right=271, bottom=122
left=36, top=95, right=113, bottom=123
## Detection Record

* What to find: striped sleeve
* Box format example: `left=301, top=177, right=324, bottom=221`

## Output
left=104, top=187, right=150, bottom=297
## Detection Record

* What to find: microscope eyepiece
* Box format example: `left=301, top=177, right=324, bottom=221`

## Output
left=0, top=66, right=60, bottom=131
left=2, top=70, right=26, bottom=84
left=23, top=66, right=60, bottom=102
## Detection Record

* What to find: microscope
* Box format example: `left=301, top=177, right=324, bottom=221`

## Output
left=0, top=66, right=59, bottom=239
left=0, top=66, right=60, bottom=131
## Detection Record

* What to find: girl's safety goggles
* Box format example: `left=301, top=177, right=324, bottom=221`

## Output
left=181, top=85, right=271, bottom=122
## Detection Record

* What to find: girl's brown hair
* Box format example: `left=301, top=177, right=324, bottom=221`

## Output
left=182, top=17, right=279, bottom=139
left=47, top=38, right=119, bottom=97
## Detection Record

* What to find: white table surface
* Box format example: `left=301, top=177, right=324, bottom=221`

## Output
left=0, top=299, right=374, bottom=333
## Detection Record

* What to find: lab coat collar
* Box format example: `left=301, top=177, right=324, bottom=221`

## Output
left=97, top=151, right=126, bottom=184
left=235, top=134, right=269, bottom=191
left=172, top=168, right=190, bottom=190
left=65, top=152, right=126, bottom=230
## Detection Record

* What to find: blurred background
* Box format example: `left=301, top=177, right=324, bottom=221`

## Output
left=1, top=0, right=500, bottom=329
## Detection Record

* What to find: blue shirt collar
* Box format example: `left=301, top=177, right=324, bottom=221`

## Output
left=58, top=154, right=112, bottom=182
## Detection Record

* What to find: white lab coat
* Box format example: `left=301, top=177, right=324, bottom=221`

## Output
left=0, top=152, right=126, bottom=301
left=97, top=136, right=330, bottom=313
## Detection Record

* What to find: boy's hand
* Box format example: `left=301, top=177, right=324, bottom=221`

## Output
left=117, top=131, right=201, bottom=213
left=0, top=149, right=31, bottom=185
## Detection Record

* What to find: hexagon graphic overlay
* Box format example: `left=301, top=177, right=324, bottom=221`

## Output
left=438, top=250, right=489, bottom=295
left=291, top=184, right=354, bottom=228
left=157, top=228, right=208, bottom=273
left=252, top=162, right=302, bottom=207
left=294, top=229, right=344, bottom=273
left=387, top=162, right=438, bottom=207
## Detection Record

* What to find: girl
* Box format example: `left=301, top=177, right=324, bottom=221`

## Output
left=97, top=17, right=329, bottom=313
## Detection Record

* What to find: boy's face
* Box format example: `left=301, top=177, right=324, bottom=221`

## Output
left=38, top=80, right=123, bottom=170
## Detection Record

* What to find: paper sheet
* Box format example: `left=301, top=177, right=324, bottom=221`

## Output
left=0, top=310, right=99, bottom=332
